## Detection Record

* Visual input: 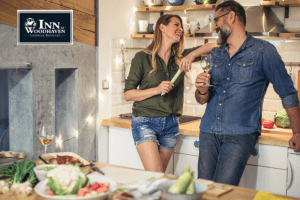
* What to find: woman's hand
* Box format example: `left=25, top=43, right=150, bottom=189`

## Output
left=179, top=52, right=196, bottom=72
left=156, top=81, right=174, bottom=95
left=195, top=72, right=210, bottom=94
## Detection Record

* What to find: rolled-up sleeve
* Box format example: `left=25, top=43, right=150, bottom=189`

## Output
left=262, top=42, right=299, bottom=108
left=124, top=53, right=144, bottom=92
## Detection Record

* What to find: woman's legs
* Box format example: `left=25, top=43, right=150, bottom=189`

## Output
left=137, top=141, right=173, bottom=172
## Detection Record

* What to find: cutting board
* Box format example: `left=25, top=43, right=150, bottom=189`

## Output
left=100, top=166, right=164, bottom=184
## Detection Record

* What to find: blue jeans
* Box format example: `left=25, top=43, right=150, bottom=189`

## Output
left=197, top=131, right=258, bottom=186
left=131, top=115, right=179, bottom=150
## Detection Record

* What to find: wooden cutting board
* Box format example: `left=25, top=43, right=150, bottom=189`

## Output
left=100, top=166, right=164, bottom=184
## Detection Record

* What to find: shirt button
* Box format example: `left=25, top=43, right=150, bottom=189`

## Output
left=218, top=117, right=220, bottom=120
left=223, top=91, right=226, bottom=93
left=228, top=63, right=230, bottom=66
left=219, top=103, right=222, bottom=106
left=166, top=73, right=169, bottom=76
left=227, top=78, right=230, bottom=80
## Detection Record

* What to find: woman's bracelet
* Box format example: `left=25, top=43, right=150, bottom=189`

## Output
left=197, top=89, right=208, bottom=95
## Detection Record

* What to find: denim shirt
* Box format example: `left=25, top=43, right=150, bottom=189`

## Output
left=199, top=32, right=299, bottom=135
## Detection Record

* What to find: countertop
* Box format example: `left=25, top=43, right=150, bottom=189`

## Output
left=1, top=162, right=300, bottom=200
left=102, top=117, right=293, bottom=148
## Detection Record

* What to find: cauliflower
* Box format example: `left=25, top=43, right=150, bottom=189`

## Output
left=46, top=164, right=87, bottom=195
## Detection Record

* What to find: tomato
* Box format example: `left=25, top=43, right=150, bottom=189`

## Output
left=103, top=182, right=110, bottom=188
left=261, top=118, right=265, bottom=124
left=46, top=190, right=55, bottom=196
left=77, top=189, right=86, bottom=196
left=96, top=187, right=108, bottom=193
left=91, top=182, right=101, bottom=190
left=263, top=120, right=274, bottom=129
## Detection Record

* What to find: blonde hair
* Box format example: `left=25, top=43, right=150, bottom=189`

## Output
left=143, top=14, right=185, bottom=75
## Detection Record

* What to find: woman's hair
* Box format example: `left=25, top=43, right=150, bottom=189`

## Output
left=143, top=14, right=185, bottom=75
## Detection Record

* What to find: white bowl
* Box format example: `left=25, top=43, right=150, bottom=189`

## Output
left=34, top=171, right=118, bottom=200
left=33, top=164, right=59, bottom=182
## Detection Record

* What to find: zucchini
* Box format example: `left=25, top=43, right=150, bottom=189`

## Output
left=168, top=165, right=193, bottom=194
left=186, top=171, right=195, bottom=194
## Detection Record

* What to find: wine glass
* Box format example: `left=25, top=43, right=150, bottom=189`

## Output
left=39, top=125, right=54, bottom=154
left=201, top=54, right=213, bottom=87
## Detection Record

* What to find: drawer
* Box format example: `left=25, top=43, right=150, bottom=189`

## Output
left=247, top=143, right=288, bottom=170
left=174, top=135, right=199, bottom=156
left=174, top=153, right=198, bottom=179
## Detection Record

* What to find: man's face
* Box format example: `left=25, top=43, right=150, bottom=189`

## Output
left=213, top=9, right=232, bottom=46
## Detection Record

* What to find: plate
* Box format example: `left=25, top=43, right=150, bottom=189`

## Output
left=34, top=171, right=118, bottom=200
left=137, top=31, right=153, bottom=34
left=39, top=152, right=91, bottom=166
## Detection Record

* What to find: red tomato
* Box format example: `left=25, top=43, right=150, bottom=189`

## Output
left=46, top=190, right=55, bottom=196
left=103, top=182, right=110, bottom=188
left=77, top=189, right=86, bottom=196
left=263, top=120, right=274, bottom=129
left=261, top=118, right=265, bottom=124
left=96, top=187, right=108, bottom=193
left=91, top=182, right=101, bottom=191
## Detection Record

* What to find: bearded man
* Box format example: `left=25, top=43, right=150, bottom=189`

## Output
left=193, top=1, right=300, bottom=186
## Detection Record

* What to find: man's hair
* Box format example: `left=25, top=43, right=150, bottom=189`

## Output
left=215, top=0, right=246, bottom=26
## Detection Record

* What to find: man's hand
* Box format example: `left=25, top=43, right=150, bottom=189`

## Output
left=156, top=81, right=174, bottom=95
left=179, top=52, right=196, bottom=72
left=289, top=133, right=300, bottom=152
left=195, top=72, right=210, bottom=94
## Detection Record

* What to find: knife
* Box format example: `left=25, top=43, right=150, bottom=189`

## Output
left=89, top=160, right=105, bottom=175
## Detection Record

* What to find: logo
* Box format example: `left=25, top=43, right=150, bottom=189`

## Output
left=18, top=10, right=73, bottom=45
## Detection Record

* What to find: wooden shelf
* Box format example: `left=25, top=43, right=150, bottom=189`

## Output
left=136, top=4, right=218, bottom=12
left=279, top=33, right=300, bottom=38
left=261, top=0, right=300, bottom=7
left=131, top=34, right=198, bottom=38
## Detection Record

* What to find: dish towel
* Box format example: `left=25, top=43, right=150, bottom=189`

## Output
left=254, top=191, right=292, bottom=200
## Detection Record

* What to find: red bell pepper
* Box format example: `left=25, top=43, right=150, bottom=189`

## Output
left=263, top=120, right=274, bottom=129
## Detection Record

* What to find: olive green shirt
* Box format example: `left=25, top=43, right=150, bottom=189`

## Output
left=124, top=47, right=200, bottom=117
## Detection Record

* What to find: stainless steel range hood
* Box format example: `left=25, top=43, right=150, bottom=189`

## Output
left=196, top=6, right=287, bottom=38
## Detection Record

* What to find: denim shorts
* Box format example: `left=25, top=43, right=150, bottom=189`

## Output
left=131, top=114, right=180, bottom=150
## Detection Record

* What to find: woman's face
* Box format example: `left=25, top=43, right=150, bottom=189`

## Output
left=160, top=17, right=183, bottom=44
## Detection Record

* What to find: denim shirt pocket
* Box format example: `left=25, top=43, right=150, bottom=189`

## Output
left=236, top=59, right=254, bottom=80
left=210, top=61, right=223, bottom=82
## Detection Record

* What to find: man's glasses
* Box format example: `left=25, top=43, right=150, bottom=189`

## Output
left=213, top=13, right=230, bottom=25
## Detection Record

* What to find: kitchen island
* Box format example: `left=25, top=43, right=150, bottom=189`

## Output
left=1, top=161, right=300, bottom=200
left=102, top=117, right=300, bottom=198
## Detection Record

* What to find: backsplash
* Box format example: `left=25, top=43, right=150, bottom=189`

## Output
left=110, top=37, right=300, bottom=121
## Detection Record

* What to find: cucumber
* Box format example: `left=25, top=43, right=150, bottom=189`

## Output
left=186, top=171, right=195, bottom=194
left=168, top=165, right=193, bottom=194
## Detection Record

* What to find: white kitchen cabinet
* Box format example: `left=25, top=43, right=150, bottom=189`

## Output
left=108, top=126, right=173, bottom=174
left=239, top=143, right=288, bottom=195
left=239, top=165, right=287, bottom=195
left=287, top=149, right=300, bottom=198
left=174, top=153, right=198, bottom=179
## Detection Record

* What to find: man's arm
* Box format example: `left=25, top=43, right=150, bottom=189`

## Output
left=287, top=105, right=300, bottom=152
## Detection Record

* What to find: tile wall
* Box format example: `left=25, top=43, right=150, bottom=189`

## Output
left=110, top=37, right=300, bottom=121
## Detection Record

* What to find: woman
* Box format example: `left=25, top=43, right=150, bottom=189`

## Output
left=124, top=14, right=216, bottom=172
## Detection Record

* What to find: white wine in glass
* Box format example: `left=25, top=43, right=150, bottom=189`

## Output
left=201, top=54, right=213, bottom=87
left=39, top=125, right=54, bottom=154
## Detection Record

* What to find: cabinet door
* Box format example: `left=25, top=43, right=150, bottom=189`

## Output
left=287, top=153, right=300, bottom=198
left=239, top=165, right=287, bottom=195
left=174, top=153, right=198, bottom=179
left=108, top=126, right=173, bottom=174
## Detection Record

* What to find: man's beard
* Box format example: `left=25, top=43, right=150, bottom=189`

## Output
left=216, top=24, right=232, bottom=46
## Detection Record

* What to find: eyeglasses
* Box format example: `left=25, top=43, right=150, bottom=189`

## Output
left=213, top=13, right=230, bottom=25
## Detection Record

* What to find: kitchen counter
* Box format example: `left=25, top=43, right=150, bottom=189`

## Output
left=1, top=161, right=300, bottom=200
left=102, top=117, right=293, bottom=148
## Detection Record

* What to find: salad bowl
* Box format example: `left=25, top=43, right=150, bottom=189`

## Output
left=34, top=172, right=118, bottom=200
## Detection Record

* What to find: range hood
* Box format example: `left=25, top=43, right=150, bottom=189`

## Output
left=196, top=6, right=287, bottom=38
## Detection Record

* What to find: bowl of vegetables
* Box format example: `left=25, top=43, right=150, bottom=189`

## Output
left=33, top=164, right=59, bottom=182
left=158, top=165, right=208, bottom=200
left=34, top=165, right=118, bottom=200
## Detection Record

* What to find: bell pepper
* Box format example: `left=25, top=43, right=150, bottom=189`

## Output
left=263, top=120, right=274, bottom=129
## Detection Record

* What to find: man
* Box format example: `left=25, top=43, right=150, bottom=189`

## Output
left=195, top=0, right=300, bottom=186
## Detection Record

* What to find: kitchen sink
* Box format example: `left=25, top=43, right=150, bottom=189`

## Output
left=119, top=113, right=201, bottom=124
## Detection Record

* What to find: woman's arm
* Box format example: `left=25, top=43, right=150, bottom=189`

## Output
left=124, top=81, right=174, bottom=101
left=179, top=42, right=217, bottom=72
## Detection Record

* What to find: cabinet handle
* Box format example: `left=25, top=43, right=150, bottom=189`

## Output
left=194, top=141, right=199, bottom=148
left=286, top=158, right=293, bottom=190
